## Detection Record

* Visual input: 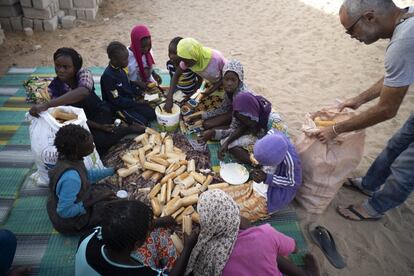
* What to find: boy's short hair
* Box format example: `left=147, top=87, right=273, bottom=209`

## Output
left=54, top=124, right=91, bottom=158
left=101, top=200, right=153, bottom=252
left=169, top=36, right=183, bottom=50
left=107, top=41, right=128, bottom=59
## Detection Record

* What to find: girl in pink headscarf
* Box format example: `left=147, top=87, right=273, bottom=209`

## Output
left=128, top=24, right=162, bottom=90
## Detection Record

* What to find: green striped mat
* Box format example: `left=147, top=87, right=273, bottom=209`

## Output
left=2, top=196, right=53, bottom=234
left=256, top=209, right=308, bottom=266
left=38, top=234, right=79, bottom=276
left=0, top=168, right=30, bottom=198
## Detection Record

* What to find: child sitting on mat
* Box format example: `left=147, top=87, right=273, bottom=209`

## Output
left=187, top=59, right=247, bottom=130
left=75, top=200, right=197, bottom=276
left=185, top=189, right=319, bottom=276
left=128, top=24, right=162, bottom=90
left=166, top=36, right=201, bottom=97
left=46, top=124, right=116, bottom=235
left=164, top=37, right=227, bottom=112
left=221, top=129, right=301, bottom=222
left=101, top=41, right=156, bottom=126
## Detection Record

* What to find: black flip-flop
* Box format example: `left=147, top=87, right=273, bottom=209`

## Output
left=308, top=223, right=346, bottom=269
left=337, top=205, right=382, bottom=222
left=343, top=178, right=373, bottom=196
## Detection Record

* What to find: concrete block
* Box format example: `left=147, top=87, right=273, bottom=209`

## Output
left=43, top=15, right=56, bottom=31
left=32, top=0, right=51, bottom=9
left=0, top=4, right=22, bottom=17
left=0, top=0, right=19, bottom=5
left=10, top=16, right=23, bottom=31
left=57, top=9, right=64, bottom=23
left=50, top=0, right=58, bottom=14
left=84, top=7, right=96, bottom=20
left=73, top=0, right=95, bottom=9
left=61, top=14, right=74, bottom=29
left=22, top=16, right=33, bottom=28
left=0, top=29, right=4, bottom=45
left=75, top=9, right=85, bottom=20
left=0, top=17, right=12, bottom=31
left=33, top=18, right=43, bottom=31
left=20, top=0, right=32, bottom=7
left=22, top=7, right=53, bottom=19
left=68, top=9, right=75, bottom=16
left=58, top=0, right=72, bottom=9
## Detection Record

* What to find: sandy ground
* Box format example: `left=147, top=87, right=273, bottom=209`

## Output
left=1, top=0, right=414, bottom=275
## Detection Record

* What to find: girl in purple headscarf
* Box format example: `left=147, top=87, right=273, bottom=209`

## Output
left=212, top=92, right=273, bottom=163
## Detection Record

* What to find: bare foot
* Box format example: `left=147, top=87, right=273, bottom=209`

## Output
left=304, top=254, right=320, bottom=276
left=337, top=203, right=381, bottom=221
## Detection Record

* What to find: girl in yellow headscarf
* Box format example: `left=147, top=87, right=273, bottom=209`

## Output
left=164, top=38, right=227, bottom=112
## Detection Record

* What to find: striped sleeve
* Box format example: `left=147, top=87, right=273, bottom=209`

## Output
left=265, top=151, right=296, bottom=187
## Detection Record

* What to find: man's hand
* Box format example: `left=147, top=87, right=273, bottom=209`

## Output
left=250, top=169, right=267, bottom=183
left=29, top=103, right=49, bottom=118
left=314, top=125, right=337, bottom=144
left=218, top=142, right=229, bottom=160
left=202, top=129, right=215, bottom=142
left=338, top=97, right=362, bottom=111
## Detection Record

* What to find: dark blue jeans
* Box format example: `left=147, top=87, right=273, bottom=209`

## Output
left=362, top=113, right=414, bottom=214
left=0, top=229, right=17, bottom=276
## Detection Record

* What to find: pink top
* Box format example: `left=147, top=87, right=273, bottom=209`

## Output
left=222, top=224, right=296, bottom=276
left=180, top=50, right=226, bottom=83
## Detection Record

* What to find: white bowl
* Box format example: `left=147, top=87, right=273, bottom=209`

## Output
left=220, top=163, right=249, bottom=185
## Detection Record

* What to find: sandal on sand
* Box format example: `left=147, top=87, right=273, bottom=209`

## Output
left=308, top=223, right=346, bottom=269
left=343, top=178, right=373, bottom=196
left=337, top=205, right=381, bottom=222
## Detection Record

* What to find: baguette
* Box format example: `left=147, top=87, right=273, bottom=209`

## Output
left=121, top=153, right=139, bottom=165
left=201, top=175, right=213, bottom=191
left=159, top=183, right=167, bottom=205
left=180, top=184, right=202, bottom=197
left=143, top=162, right=166, bottom=174
left=164, top=137, right=174, bottom=153
left=117, top=164, right=139, bottom=178
left=190, top=172, right=206, bottom=184
left=52, top=109, right=78, bottom=121
left=182, top=215, right=192, bottom=235
left=208, top=183, right=229, bottom=190
left=138, top=148, right=146, bottom=167
left=187, top=159, right=195, bottom=172
left=171, top=206, right=185, bottom=219
left=150, top=172, right=163, bottom=182
left=134, top=133, right=146, bottom=143
left=164, top=197, right=182, bottom=216
left=149, top=156, right=170, bottom=167
left=141, top=170, right=155, bottom=180
left=179, top=194, right=198, bottom=207
left=191, top=211, right=200, bottom=224
left=166, top=179, right=174, bottom=202
left=148, top=183, right=161, bottom=198
left=151, top=198, right=162, bottom=217
left=176, top=206, right=195, bottom=223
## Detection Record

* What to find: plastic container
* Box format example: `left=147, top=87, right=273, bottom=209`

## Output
left=155, top=103, right=180, bottom=132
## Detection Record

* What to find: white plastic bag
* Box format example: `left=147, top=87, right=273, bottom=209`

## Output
left=27, top=106, right=104, bottom=187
